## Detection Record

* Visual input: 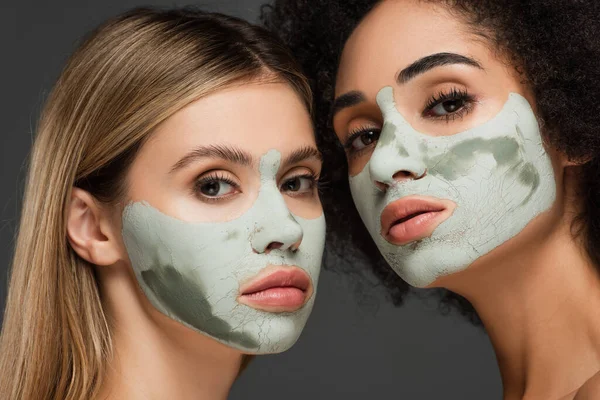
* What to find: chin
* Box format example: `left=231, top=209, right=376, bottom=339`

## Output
left=380, top=240, right=479, bottom=288
left=241, top=316, right=308, bottom=354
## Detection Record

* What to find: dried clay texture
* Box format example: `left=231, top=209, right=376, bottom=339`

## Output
left=350, top=87, right=556, bottom=287
left=122, top=150, right=326, bottom=354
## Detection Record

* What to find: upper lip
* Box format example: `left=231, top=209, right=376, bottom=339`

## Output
left=380, top=196, right=448, bottom=236
left=239, top=267, right=311, bottom=295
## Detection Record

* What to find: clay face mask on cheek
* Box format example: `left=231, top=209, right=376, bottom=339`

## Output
left=121, top=150, right=326, bottom=354
left=349, top=86, right=556, bottom=287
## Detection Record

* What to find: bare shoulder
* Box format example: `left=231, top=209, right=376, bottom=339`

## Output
left=574, top=370, right=600, bottom=400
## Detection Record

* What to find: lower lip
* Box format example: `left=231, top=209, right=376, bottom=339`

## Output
left=386, top=211, right=444, bottom=245
left=239, top=287, right=307, bottom=311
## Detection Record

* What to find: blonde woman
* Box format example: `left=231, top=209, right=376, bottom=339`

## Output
left=0, top=8, right=325, bottom=399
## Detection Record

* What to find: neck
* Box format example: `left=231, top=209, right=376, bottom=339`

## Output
left=439, top=219, right=600, bottom=399
left=96, top=266, right=243, bottom=400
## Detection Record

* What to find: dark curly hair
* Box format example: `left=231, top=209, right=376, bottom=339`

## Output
left=261, top=0, right=600, bottom=324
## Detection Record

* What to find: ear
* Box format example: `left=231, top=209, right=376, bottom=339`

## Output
left=563, top=157, right=588, bottom=168
left=67, top=187, right=123, bottom=266
left=557, top=149, right=592, bottom=168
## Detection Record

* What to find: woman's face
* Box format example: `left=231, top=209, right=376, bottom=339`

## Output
left=333, top=0, right=564, bottom=287
left=119, top=81, right=325, bottom=354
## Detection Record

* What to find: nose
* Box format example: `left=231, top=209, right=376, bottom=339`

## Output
left=263, top=237, right=302, bottom=254
left=368, top=139, right=427, bottom=190
left=370, top=86, right=428, bottom=190
left=372, top=167, right=427, bottom=191
left=251, top=186, right=304, bottom=254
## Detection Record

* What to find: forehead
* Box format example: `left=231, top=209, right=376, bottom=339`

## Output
left=143, top=82, right=315, bottom=162
left=336, top=0, right=479, bottom=96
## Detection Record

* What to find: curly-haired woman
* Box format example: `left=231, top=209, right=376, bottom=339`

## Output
left=263, top=1, right=600, bottom=398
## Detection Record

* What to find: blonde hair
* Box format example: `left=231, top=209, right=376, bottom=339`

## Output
left=0, top=8, right=311, bottom=399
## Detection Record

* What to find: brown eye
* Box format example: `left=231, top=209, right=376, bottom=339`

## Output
left=281, top=175, right=315, bottom=193
left=431, top=98, right=465, bottom=115
left=196, top=179, right=236, bottom=198
left=284, top=178, right=301, bottom=191
left=351, top=129, right=381, bottom=151
left=423, top=88, right=475, bottom=120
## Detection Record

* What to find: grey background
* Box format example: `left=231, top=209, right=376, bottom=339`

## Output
left=2, top=1, right=501, bottom=398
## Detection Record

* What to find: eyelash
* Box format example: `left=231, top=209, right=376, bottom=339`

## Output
left=422, top=87, right=476, bottom=122
left=193, top=171, right=239, bottom=203
left=344, top=125, right=381, bottom=158
left=281, top=172, right=319, bottom=197
left=193, top=171, right=319, bottom=203
left=342, top=88, right=475, bottom=157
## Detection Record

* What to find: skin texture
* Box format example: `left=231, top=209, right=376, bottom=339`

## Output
left=262, top=0, right=600, bottom=325
left=349, top=86, right=555, bottom=287
left=67, top=82, right=323, bottom=399
left=122, top=149, right=325, bottom=354
left=330, top=1, right=600, bottom=398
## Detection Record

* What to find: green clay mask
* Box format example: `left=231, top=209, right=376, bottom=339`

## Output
left=349, top=87, right=556, bottom=287
left=122, top=150, right=326, bottom=354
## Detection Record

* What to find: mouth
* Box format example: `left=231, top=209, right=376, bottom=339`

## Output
left=380, top=196, right=456, bottom=246
left=237, top=266, right=313, bottom=313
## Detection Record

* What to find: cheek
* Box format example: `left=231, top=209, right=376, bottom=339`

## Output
left=129, top=189, right=260, bottom=224
left=348, top=168, right=381, bottom=233
left=126, top=165, right=262, bottom=224
left=347, top=152, right=374, bottom=177
left=104, top=204, right=130, bottom=260
left=545, top=145, right=567, bottom=188
left=162, top=191, right=259, bottom=224
left=284, top=194, right=324, bottom=220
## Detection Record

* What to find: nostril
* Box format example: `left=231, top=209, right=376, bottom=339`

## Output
left=375, top=181, right=388, bottom=192
left=392, top=170, right=415, bottom=181
left=391, top=169, right=427, bottom=181
left=265, top=242, right=284, bottom=253
left=290, top=239, right=302, bottom=253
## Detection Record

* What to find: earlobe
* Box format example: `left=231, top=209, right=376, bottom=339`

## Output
left=563, top=157, right=584, bottom=168
left=67, top=187, right=122, bottom=266
left=559, top=149, right=592, bottom=168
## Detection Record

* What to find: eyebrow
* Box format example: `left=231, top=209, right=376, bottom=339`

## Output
left=397, top=52, right=482, bottom=84
left=170, top=144, right=253, bottom=173
left=281, top=146, right=322, bottom=168
left=331, top=52, right=482, bottom=119
left=330, top=91, right=366, bottom=119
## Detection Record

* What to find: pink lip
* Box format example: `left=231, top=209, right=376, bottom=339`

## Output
left=380, top=196, right=456, bottom=245
left=237, top=266, right=313, bottom=313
